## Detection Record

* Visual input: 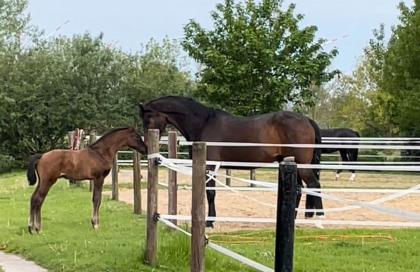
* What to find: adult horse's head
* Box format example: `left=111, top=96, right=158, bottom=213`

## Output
left=138, top=96, right=211, bottom=142
left=138, top=102, right=169, bottom=136
left=126, top=127, right=148, bottom=154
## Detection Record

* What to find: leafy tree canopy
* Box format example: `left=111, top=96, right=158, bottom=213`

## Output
left=183, top=0, right=338, bottom=115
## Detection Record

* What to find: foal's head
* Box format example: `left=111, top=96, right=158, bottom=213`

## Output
left=125, top=127, right=148, bottom=154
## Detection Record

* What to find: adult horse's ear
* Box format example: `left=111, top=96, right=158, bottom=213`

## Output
left=138, top=104, right=144, bottom=118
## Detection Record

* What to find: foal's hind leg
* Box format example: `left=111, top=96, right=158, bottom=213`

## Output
left=28, top=184, right=40, bottom=234
left=29, top=178, right=55, bottom=234
left=299, top=168, right=324, bottom=218
left=91, top=176, right=105, bottom=230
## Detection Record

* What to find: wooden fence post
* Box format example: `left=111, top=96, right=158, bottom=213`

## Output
left=250, top=169, right=256, bottom=187
left=168, top=131, right=178, bottom=225
left=89, top=130, right=96, bottom=192
left=111, top=154, right=119, bottom=201
left=225, top=169, right=231, bottom=186
left=133, top=150, right=142, bottom=214
left=68, top=132, right=76, bottom=186
left=275, top=156, right=297, bottom=272
left=191, top=142, right=207, bottom=272
left=146, top=129, right=159, bottom=266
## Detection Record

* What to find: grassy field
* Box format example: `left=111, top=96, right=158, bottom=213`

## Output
left=1, top=171, right=420, bottom=271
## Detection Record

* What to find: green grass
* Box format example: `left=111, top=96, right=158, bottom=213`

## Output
left=209, top=229, right=420, bottom=272
left=1, top=171, right=420, bottom=271
left=0, top=171, right=253, bottom=271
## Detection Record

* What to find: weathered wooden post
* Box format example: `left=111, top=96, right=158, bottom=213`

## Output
left=68, top=130, right=83, bottom=186
left=89, top=130, right=96, bottom=192
left=168, top=130, right=178, bottom=225
left=111, top=154, right=119, bottom=200
left=275, top=156, right=297, bottom=272
left=225, top=169, right=231, bottom=186
left=67, top=131, right=77, bottom=186
left=250, top=169, right=256, bottom=187
left=145, top=129, right=159, bottom=266
left=133, top=150, right=142, bottom=214
left=191, top=142, right=207, bottom=272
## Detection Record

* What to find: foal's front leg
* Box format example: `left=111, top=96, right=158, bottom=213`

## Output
left=91, top=176, right=105, bottom=230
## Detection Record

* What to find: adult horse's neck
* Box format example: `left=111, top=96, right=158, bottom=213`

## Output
left=89, top=129, right=128, bottom=161
left=152, top=98, right=218, bottom=141
left=168, top=112, right=208, bottom=141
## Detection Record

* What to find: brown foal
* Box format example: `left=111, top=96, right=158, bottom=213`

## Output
left=26, top=127, right=147, bottom=234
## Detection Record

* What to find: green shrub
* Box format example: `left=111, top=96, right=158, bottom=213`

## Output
left=0, top=155, right=15, bottom=173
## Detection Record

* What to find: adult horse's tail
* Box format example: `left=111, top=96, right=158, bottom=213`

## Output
left=307, top=118, right=323, bottom=217
left=308, top=118, right=322, bottom=177
left=27, top=154, right=42, bottom=186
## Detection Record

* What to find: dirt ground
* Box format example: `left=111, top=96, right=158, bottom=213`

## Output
left=104, top=168, right=420, bottom=232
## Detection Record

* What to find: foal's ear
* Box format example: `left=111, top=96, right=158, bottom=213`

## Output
left=138, top=104, right=145, bottom=118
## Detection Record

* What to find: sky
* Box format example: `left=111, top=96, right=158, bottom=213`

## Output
left=27, top=0, right=413, bottom=74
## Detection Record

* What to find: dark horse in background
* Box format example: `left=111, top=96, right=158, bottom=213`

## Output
left=26, top=127, right=147, bottom=234
left=321, top=128, right=360, bottom=181
left=139, top=96, right=324, bottom=227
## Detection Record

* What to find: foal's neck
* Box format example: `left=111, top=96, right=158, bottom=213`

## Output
left=92, top=133, right=128, bottom=161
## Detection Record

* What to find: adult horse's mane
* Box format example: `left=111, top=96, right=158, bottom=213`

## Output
left=89, top=127, right=130, bottom=149
left=146, top=96, right=229, bottom=120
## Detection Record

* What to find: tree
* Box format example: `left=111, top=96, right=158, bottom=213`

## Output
left=182, top=0, right=338, bottom=115
left=379, top=1, right=420, bottom=136
left=0, top=31, right=193, bottom=160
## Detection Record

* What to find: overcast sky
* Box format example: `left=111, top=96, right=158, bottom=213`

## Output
left=27, top=0, right=413, bottom=74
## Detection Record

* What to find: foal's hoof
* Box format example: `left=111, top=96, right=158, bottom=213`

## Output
left=91, top=220, right=99, bottom=231
left=205, top=221, right=214, bottom=228
left=28, top=225, right=40, bottom=234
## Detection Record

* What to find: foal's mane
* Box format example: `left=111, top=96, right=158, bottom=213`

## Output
left=89, top=127, right=130, bottom=149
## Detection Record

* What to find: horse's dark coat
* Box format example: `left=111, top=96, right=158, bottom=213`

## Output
left=321, top=128, right=360, bottom=176
left=139, top=96, right=324, bottom=225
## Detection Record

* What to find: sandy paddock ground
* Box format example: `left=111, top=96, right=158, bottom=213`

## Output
left=105, top=168, right=420, bottom=232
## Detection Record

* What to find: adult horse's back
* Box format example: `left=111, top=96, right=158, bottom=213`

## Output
left=139, top=96, right=323, bottom=226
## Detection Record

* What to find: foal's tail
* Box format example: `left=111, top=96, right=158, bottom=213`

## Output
left=27, top=154, right=42, bottom=186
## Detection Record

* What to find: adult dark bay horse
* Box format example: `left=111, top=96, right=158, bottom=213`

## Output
left=26, top=127, right=147, bottom=234
left=321, top=128, right=360, bottom=181
left=139, top=96, right=324, bottom=227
